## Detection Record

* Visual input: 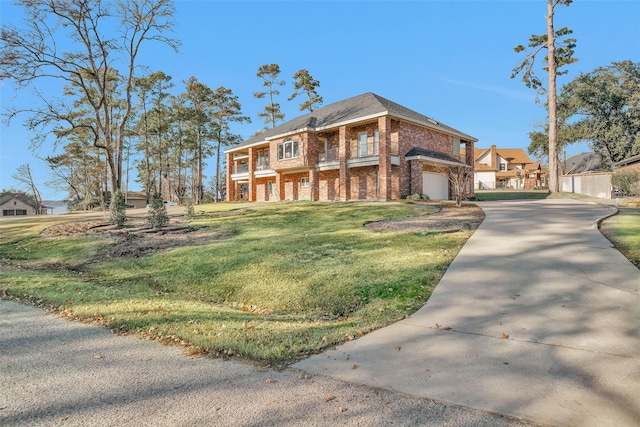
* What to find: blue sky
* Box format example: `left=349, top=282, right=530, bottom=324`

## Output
left=1, top=0, right=640, bottom=200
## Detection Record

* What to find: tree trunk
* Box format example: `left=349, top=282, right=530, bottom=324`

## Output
left=547, top=0, right=559, bottom=193
left=215, top=130, right=222, bottom=202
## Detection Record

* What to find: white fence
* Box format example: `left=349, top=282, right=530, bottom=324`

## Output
left=560, top=173, right=612, bottom=199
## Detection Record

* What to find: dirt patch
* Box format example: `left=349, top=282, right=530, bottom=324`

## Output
left=42, top=216, right=232, bottom=258
left=105, top=228, right=232, bottom=258
left=366, top=203, right=485, bottom=233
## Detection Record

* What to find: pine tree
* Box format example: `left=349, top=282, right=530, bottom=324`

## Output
left=289, top=69, right=323, bottom=112
left=147, top=192, right=169, bottom=229
left=254, top=64, right=286, bottom=128
left=512, top=0, right=577, bottom=192
left=109, top=190, right=126, bottom=226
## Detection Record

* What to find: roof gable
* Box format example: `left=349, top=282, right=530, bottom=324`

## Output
left=495, top=149, right=532, bottom=165
left=0, top=192, right=38, bottom=209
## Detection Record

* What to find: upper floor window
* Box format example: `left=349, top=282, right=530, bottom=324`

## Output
left=499, top=163, right=506, bottom=171
left=453, top=138, right=460, bottom=156
left=358, top=132, right=368, bottom=157
left=257, top=148, right=270, bottom=170
left=278, top=138, right=299, bottom=160
left=374, top=130, right=380, bottom=155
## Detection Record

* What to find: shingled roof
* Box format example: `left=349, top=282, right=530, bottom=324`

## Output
left=227, top=92, right=477, bottom=152
left=405, top=147, right=469, bottom=167
left=0, top=192, right=39, bottom=209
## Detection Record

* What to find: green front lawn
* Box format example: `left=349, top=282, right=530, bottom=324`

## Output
left=600, top=207, right=640, bottom=268
left=0, top=202, right=472, bottom=365
left=474, top=190, right=550, bottom=201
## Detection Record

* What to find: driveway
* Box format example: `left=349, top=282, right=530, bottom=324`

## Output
left=294, top=199, right=640, bottom=427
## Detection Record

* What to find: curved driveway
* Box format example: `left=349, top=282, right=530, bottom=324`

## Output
left=295, top=199, right=640, bottom=427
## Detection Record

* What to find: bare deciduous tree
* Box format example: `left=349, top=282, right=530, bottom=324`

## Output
left=0, top=0, right=179, bottom=200
left=12, top=163, right=42, bottom=214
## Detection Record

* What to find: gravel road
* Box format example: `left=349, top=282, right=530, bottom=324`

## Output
left=0, top=300, right=537, bottom=426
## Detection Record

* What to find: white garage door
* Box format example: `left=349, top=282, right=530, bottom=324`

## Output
left=423, top=172, right=448, bottom=200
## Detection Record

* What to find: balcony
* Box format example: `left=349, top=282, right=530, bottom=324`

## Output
left=256, top=160, right=270, bottom=171
left=354, top=142, right=380, bottom=158
left=318, top=148, right=339, bottom=162
left=233, top=164, right=249, bottom=174
left=255, top=160, right=275, bottom=178
left=231, top=163, right=249, bottom=181
left=317, top=148, right=340, bottom=171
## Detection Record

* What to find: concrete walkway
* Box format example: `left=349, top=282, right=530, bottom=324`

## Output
left=294, top=199, right=640, bottom=427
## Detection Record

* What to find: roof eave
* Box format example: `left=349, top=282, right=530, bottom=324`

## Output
left=406, top=155, right=470, bottom=168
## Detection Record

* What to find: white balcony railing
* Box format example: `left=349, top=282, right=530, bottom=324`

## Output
left=233, top=164, right=249, bottom=174
left=318, top=148, right=339, bottom=162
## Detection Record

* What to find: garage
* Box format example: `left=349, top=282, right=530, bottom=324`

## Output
left=422, top=172, right=449, bottom=200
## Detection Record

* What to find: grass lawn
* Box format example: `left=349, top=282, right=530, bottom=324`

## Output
left=0, top=202, right=473, bottom=365
left=600, top=207, right=640, bottom=268
left=474, top=189, right=550, bottom=201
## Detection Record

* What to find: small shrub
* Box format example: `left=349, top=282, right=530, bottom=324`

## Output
left=613, top=170, right=639, bottom=196
left=185, top=197, right=195, bottom=217
left=147, top=192, right=169, bottom=229
left=421, top=194, right=430, bottom=200
left=109, top=190, right=126, bottom=226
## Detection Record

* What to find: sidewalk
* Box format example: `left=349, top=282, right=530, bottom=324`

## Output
left=294, top=199, right=640, bottom=427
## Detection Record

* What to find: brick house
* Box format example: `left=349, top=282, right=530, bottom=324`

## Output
left=463, top=145, right=540, bottom=190
left=226, top=93, right=476, bottom=202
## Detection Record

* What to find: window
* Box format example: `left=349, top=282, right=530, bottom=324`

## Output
left=499, top=163, right=506, bottom=171
left=267, top=180, right=273, bottom=195
left=374, top=130, right=380, bottom=155
left=3, top=210, right=14, bottom=216
left=358, top=132, right=368, bottom=157
left=257, top=148, right=270, bottom=170
left=301, top=177, right=309, bottom=188
left=277, top=138, right=299, bottom=160
left=318, top=138, right=328, bottom=160
left=453, top=138, right=461, bottom=156
left=16, top=209, right=27, bottom=215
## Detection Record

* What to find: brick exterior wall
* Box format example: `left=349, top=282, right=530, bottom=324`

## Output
left=318, top=170, right=340, bottom=201
left=255, top=177, right=277, bottom=202
left=281, top=172, right=312, bottom=201
left=349, top=166, right=379, bottom=200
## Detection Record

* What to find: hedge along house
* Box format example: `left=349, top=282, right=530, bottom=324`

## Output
left=226, top=93, right=477, bottom=202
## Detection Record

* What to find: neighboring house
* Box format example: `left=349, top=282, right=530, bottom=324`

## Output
left=462, top=145, right=539, bottom=190
left=560, top=152, right=614, bottom=199
left=564, top=152, right=601, bottom=174
left=225, top=92, right=476, bottom=202
left=124, top=191, right=148, bottom=209
left=614, top=153, right=640, bottom=173
left=0, top=192, right=47, bottom=217
left=105, top=191, right=148, bottom=209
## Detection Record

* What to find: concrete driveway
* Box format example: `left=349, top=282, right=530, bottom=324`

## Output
left=294, top=199, right=640, bottom=427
